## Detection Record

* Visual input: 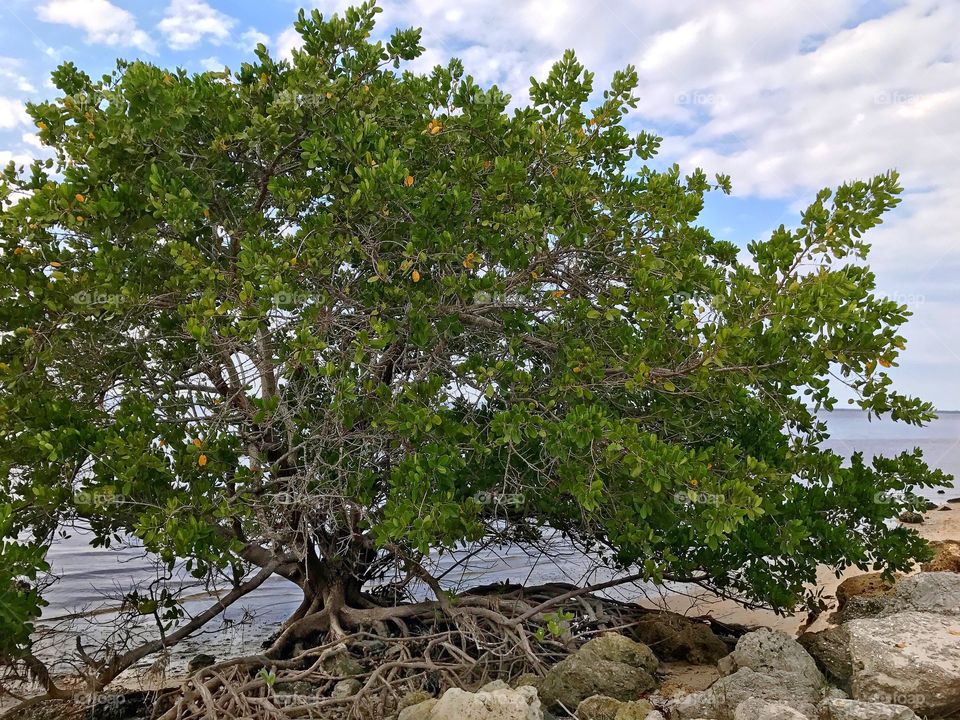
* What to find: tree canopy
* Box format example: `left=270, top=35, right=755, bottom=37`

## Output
left=0, top=0, right=947, bottom=681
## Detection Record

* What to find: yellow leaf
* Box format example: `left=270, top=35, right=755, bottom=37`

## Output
left=411, top=270, right=421, bottom=283
left=193, top=438, right=202, bottom=448
left=198, top=454, right=208, bottom=467
left=404, top=175, right=415, bottom=187
left=551, top=289, right=565, bottom=298
left=37, top=121, right=47, bottom=130
left=75, top=193, right=85, bottom=203
left=13, top=247, right=23, bottom=256
left=878, top=358, right=892, bottom=368
left=203, top=208, right=210, bottom=218
left=75, top=215, right=84, bottom=222
left=49, top=261, right=61, bottom=268
left=572, top=366, right=581, bottom=374
left=431, top=124, right=441, bottom=135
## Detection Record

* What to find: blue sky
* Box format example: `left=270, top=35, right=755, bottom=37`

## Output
left=1, top=0, right=958, bottom=407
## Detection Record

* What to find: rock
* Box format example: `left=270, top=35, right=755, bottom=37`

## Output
left=539, top=653, right=655, bottom=711
left=399, top=690, right=435, bottom=710
left=331, top=678, right=362, bottom=698
left=399, top=698, right=439, bottom=720
left=831, top=571, right=960, bottom=623
left=922, top=500, right=938, bottom=511
left=835, top=574, right=894, bottom=611
left=186, top=653, right=216, bottom=673
left=817, top=698, right=919, bottom=719
left=897, top=511, right=923, bottom=524
left=321, top=650, right=363, bottom=677
left=575, top=695, right=654, bottom=720
left=479, top=679, right=512, bottom=691
left=645, top=713, right=667, bottom=720
left=717, top=628, right=824, bottom=687
left=580, top=633, right=659, bottom=674
left=799, top=626, right=852, bottom=686
left=512, top=673, right=541, bottom=689
left=938, top=504, right=952, bottom=510
left=274, top=680, right=317, bottom=696
left=806, top=610, right=960, bottom=716
left=427, top=685, right=542, bottom=720
left=734, top=699, right=809, bottom=719
left=577, top=695, right=624, bottom=720
left=671, top=667, right=821, bottom=719
left=629, top=612, right=729, bottom=664
left=920, top=539, right=960, bottom=572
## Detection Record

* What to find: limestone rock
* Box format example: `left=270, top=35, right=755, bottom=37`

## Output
left=580, top=633, right=659, bottom=674
left=630, top=613, right=728, bottom=665
left=835, top=574, right=894, bottom=611
left=576, top=695, right=654, bottom=720
left=539, top=654, right=655, bottom=711
left=733, top=699, right=809, bottom=719
left=817, top=698, right=919, bottom=720
left=670, top=667, right=821, bottom=719
left=717, top=628, right=823, bottom=687
left=331, top=678, right=361, bottom=698
left=920, top=539, right=960, bottom=573
left=398, top=698, right=438, bottom=720
left=799, top=625, right=853, bottom=686
left=841, top=610, right=960, bottom=717
left=428, top=685, right=542, bottom=720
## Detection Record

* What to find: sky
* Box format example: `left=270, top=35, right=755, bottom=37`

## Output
left=0, top=0, right=958, bottom=408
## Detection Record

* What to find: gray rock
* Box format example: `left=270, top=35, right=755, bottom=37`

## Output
left=734, top=699, right=809, bottom=719
left=428, top=685, right=542, bottom=720
left=575, top=695, right=654, bottom=720
left=539, top=655, right=655, bottom=711
left=331, top=677, right=362, bottom=698
left=799, top=626, right=853, bottom=686
left=897, top=511, right=923, bottom=524
left=831, top=572, right=960, bottom=623
left=398, top=698, right=438, bottom=720
left=580, top=633, right=659, bottom=674
left=671, top=667, right=821, bottom=719
left=186, top=653, right=216, bottom=673
left=842, top=610, right=960, bottom=717
left=645, top=712, right=667, bottom=720
left=817, top=698, right=919, bottom=720
left=718, top=628, right=824, bottom=687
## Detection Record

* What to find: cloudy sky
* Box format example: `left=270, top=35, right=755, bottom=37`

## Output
left=1, top=0, right=957, bottom=407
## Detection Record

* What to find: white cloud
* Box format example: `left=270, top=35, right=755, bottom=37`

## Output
left=275, top=27, right=303, bottom=60
left=158, top=0, right=235, bottom=50
left=0, top=59, right=36, bottom=94
left=0, top=98, right=29, bottom=130
left=36, top=0, right=155, bottom=53
left=240, top=28, right=270, bottom=50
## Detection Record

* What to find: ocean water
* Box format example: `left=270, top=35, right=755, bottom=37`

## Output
left=33, top=410, right=959, bottom=673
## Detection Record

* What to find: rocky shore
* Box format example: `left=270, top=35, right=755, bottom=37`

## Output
left=6, top=504, right=960, bottom=720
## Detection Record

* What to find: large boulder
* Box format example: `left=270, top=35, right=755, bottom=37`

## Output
left=629, top=613, right=729, bottom=664
left=817, top=698, right=919, bottom=720
left=671, top=629, right=830, bottom=719
left=803, top=610, right=960, bottom=717
left=717, top=628, right=824, bottom=687
left=671, top=667, right=822, bottom=719
left=539, top=655, right=656, bottom=711
left=921, top=540, right=960, bottom=573
left=409, top=684, right=542, bottom=720
left=580, top=633, right=659, bottom=674
left=831, top=571, right=960, bottom=624
left=835, top=574, right=895, bottom=611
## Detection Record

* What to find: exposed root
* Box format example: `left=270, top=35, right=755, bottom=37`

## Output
left=152, top=581, right=737, bottom=720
